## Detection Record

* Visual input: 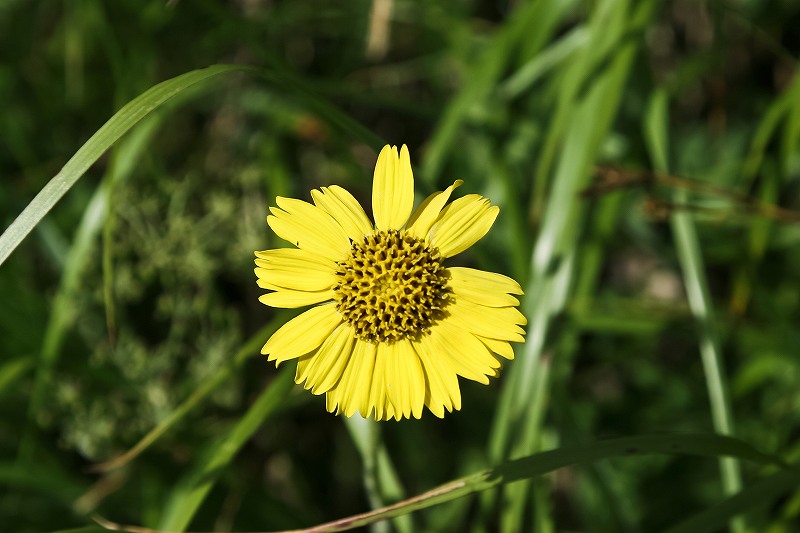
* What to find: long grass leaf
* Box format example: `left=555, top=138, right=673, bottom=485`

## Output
left=0, top=64, right=247, bottom=267
left=644, top=87, right=744, bottom=531
left=421, top=0, right=571, bottom=185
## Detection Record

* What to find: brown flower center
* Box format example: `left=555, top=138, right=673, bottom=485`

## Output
left=334, top=230, right=450, bottom=343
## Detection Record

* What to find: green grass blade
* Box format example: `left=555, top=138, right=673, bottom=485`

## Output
left=490, top=0, right=657, bottom=524
left=644, top=88, right=744, bottom=530
left=499, top=26, right=589, bottom=101
left=156, top=366, right=294, bottom=532
left=661, top=465, right=800, bottom=533
left=344, top=417, right=412, bottom=533
left=0, top=64, right=248, bottom=267
left=421, top=0, right=571, bottom=185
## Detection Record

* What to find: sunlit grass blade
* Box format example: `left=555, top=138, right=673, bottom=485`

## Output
left=155, top=366, right=294, bottom=532
left=90, top=319, right=283, bottom=473
left=662, top=465, right=800, bottom=533
left=499, top=26, right=589, bottom=101
left=491, top=2, right=658, bottom=530
left=421, top=0, right=572, bottom=185
left=644, top=87, right=743, bottom=531
left=96, top=433, right=780, bottom=533
left=0, top=64, right=248, bottom=268
left=344, top=418, right=412, bottom=533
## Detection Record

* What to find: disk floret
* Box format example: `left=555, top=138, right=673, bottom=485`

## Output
left=334, top=230, right=450, bottom=342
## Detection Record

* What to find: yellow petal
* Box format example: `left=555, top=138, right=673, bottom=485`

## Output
left=354, top=341, right=378, bottom=418
left=447, top=276, right=519, bottom=307
left=326, top=391, right=338, bottom=415
left=372, top=145, right=414, bottom=230
left=476, top=335, right=516, bottom=360
left=448, top=266, right=523, bottom=294
left=254, top=268, right=335, bottom=293
left=382, top=340, right=425, bottom=420
left=368, top=343, right=390, bottom=420
left=258, top=287, right=334, bottom=308
left=412, top=337, right=461, bottom=417
left=254, top=248, right=337, bottom=291
left=261, top=303, right=342, bottom=364
left=424, top=320, right=500, bottom=384
left=326, top=340, right=375, bottom=418
left=296, top=323, right=355, bottom=394
left=447, top=298, right=527, bottom=343
left=406, top=180, right=463, bottom=239
left=428, top=194, right=499, bottom=258
left=311, top=186, right=373, bottom=240
left=267, top=197, right=350, bottom=260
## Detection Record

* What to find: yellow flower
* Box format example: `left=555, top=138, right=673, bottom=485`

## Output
left=255, top=145, right=526, bottom=420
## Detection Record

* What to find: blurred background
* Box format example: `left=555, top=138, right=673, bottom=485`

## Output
left=1, top=0, right=800, bottom=531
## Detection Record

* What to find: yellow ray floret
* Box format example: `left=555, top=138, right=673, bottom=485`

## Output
left=255, top=144, right=526, bottom=420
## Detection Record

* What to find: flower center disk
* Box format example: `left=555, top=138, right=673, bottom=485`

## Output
left=334, top=230, right=450, bottom=343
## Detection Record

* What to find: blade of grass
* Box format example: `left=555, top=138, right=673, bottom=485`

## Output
left=491, top=2, right=659, bottom=530
left=155, top=366, right=294, bottom=532
left=0, top=64, right=248, bottom=267
left=421, top=0, right=573, bottom=186
left=95, top=433, right=783, bottom=533
left=344, top=418, right=412, bottom=533
left=499, top=26, right=589, bottom=101
left=644, top=88, right=743, bottom=532
left=526, top=0, right=639, bottom=222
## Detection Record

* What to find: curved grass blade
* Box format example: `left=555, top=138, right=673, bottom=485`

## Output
left=0, top=64, right=248, bottom=268
left=94, top=433, right=779, bottom=533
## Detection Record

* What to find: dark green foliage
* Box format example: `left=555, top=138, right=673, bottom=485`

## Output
left=1, top=1, right=799, bottom=532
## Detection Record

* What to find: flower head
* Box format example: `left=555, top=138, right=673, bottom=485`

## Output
left=255, top=145, right=526, bottom=420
